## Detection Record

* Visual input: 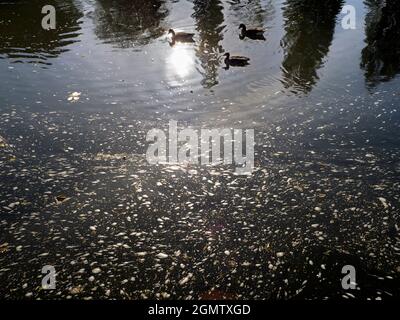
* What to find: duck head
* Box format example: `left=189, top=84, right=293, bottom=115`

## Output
left=239, top=24, right=246, bottom=32
left=223, top=53, right=230, bottom=68
left=168, top=29, right=176, bottom=37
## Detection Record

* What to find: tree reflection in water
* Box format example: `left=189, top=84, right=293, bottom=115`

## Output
left=93, top=0, right=168, bottom=48
left=192, top=0, right=225, bottom=88
left=280, top=0, right=344, bottom=94
left=0, top=0, right=82, bottom=66
left=361, top=0, right=400, bottom=86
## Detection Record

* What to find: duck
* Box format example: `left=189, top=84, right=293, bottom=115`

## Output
left=168, top=29, right=195, bottom=44
left=223, top=52, right=250, bottom=69
left=239, top=24, right=265, bottom=40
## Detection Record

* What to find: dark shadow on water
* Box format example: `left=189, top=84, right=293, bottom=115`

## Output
left=292, top=247, right=400, bottom=300
left=0, top=0, right=82, bottom=66
left=280, top=0, right=344, bottom=94
left=361, top=0, right=400, bottom=87
left=192, top=0, right=225, bottom=88
left=93, top=0, right=168, bottom=48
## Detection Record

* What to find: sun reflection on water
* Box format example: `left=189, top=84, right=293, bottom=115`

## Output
left=167, top=45, right=195, bottom=80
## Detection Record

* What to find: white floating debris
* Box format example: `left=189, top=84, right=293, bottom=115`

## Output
left=166, top=165, right=181, bottom=171
left=174, top=250, right=181, bottom=257
left=67, top=92, right=81, bottom=102
left=8, top=202, right=19, bottom=209
left=224, top=250, right=230, bottom=256
left=378, top=197, right=389, bottom=209
left=179, top=273, right=193, bottom=286
left=276, top=252, right=285, bottom=258
left=55, top=195, right=70, bottom=205
left=156, top=253, right=168, bottom=259
left=92, top=268, right=101, bottom=274
left=0, top=135, right=7, bottom=148
left=135, top=252, right=147, bottom=257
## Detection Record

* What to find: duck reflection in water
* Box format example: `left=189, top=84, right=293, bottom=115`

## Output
left=167, top=29, right=195, bottom=46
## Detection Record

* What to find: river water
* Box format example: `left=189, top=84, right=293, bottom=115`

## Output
left=0, top=0, right=400, bottom=299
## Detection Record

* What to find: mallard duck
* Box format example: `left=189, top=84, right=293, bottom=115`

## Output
left=239, top=24, right=265, bottom=40
left=168, top=29, right=195, bottom=44
left=223, top=52, right=250, bottom=68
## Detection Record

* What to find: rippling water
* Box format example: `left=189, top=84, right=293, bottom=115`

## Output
left=1, top=0, right=400, bottom=300
left=0, top=1, right=379, bottom=116
left=1, top=0, right=399, bottom=120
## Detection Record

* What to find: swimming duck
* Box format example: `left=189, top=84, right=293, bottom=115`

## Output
left=168, top=29, right=195, bottom=44
left=223, top=52, right=250, bottom=69
left=239, top=24, right=265, bottom=40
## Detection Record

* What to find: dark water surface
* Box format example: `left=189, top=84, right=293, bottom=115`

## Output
left=0, top=0, right=400, bottom=299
